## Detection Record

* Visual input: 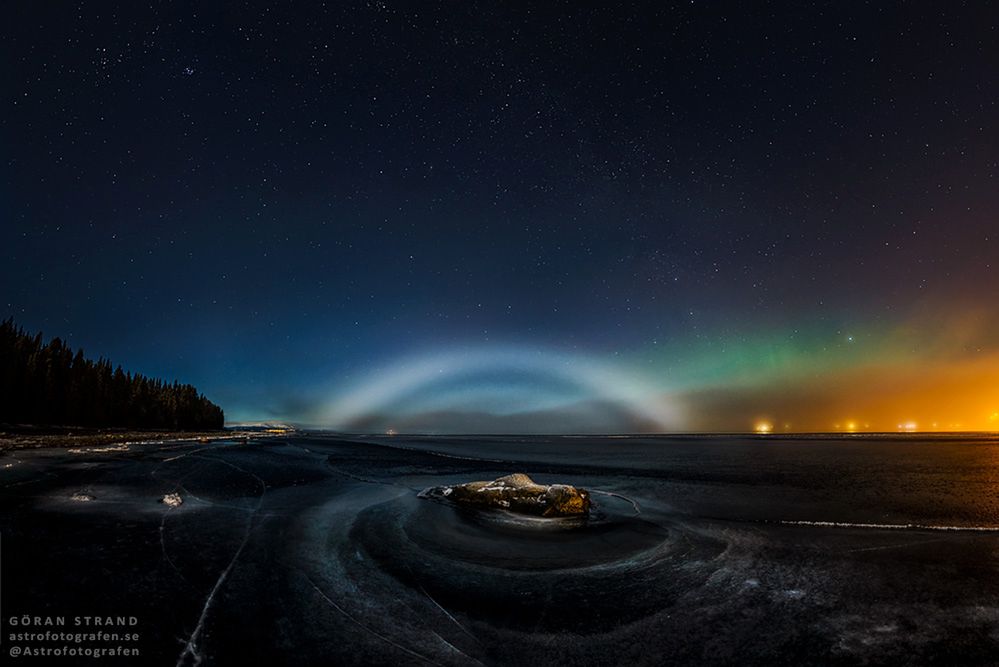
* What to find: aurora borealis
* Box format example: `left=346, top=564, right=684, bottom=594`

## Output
left=3, top=3, right=998, bottom=433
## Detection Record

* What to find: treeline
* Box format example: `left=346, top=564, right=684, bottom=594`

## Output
left=0, top=319, right=224, bottom=430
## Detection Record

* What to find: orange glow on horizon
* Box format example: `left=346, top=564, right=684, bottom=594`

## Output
left=693, top=346, right=999, bottom=433
left=754, top=421, right=773, bottom=434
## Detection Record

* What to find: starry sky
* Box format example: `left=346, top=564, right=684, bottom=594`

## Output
left=3, top=2, right=999, bottom=433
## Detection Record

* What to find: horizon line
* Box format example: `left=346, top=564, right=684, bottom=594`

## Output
left=230, top=426, right=999, bottom=438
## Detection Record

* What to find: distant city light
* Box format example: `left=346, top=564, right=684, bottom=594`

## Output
left=755, top=421, right=773, bottom=434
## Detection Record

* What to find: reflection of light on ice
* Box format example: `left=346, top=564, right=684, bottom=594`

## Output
left=780, top=519, right=999, bottom=532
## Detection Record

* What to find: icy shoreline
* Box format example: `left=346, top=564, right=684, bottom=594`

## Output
left=0, top=427, right=293, bottom=451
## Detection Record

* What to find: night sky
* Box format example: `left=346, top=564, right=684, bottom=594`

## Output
left=4, top=2, right=999, bottom=432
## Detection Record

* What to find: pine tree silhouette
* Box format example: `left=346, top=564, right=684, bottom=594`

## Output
left=0, top=319, right=224, bottom=430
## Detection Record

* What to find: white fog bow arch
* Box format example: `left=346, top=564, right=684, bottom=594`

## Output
left=320, top=346, right=681, bottom=431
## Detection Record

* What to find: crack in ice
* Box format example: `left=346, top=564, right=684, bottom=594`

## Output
left=305, top=576, right=442, bottom=666
left=174, top=455, right=266, bottom=667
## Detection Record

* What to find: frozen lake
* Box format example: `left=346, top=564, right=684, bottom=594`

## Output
left=3, top=433, right=999, bottom=665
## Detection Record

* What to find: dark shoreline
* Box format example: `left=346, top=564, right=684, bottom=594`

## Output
left=0, top=426, right=293, bottom=451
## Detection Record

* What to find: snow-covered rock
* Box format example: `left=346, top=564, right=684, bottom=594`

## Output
left=421, top=473, right=590, bottom=517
